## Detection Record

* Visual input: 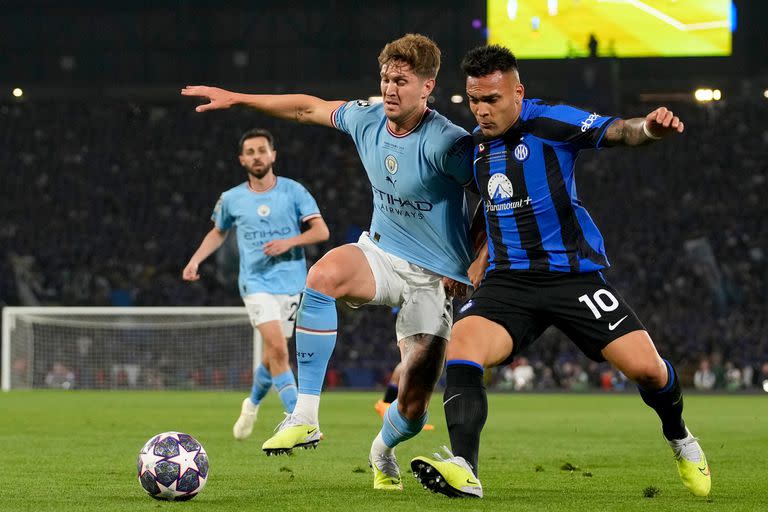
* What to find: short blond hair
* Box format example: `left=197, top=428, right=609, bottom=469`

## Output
left=378, top=33, right=441, bottom=79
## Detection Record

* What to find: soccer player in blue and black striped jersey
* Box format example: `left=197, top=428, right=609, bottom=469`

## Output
left=412, top=45, right=710, bottom=499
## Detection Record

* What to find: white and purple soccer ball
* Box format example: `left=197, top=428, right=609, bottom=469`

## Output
left=137, top=431, right=209, bottom=501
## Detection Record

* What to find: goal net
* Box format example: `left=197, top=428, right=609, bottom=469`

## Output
left=2, top=307, right=262, bottom=391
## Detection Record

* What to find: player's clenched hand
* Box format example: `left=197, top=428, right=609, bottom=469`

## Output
left=644, top=106, right=684, bottom=138
left=467, top=256, right=489, bottom=289
left=182, top=262, right=200, bottom=281
left=181, top=86, right=236, bottom=112
left=263, top=239, right=295, bottom=257
left=442, top=277, right=467, bottom=298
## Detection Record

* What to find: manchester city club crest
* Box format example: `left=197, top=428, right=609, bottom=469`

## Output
left=257, top=204, right=271, bottom=217
left=513, top=142, right=530, bottom=162
left=487, top=173, right=514, bottom=203
left=385, top=154, right=398, bottom=175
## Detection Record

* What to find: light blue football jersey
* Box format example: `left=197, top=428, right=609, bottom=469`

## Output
left=212, top=177, right=321, bottom=296
left=332, top=101, right=474, bottom=284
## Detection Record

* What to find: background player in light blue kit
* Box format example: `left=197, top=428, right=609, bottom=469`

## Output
left=182, top=128, right=329, bottom=440
left=182, top=34, right=478, bottom=490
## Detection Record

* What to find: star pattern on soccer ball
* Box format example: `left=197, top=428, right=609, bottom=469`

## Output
left=155, top=479, right=179, bottom=499
left=166, top=442, right=200, bottom=476
left=139, top=450, right=167, bottom=477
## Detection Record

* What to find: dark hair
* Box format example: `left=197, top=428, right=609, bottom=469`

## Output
left=238, top=128, right=275, bottom=154
left=461, top=44, right=519, bottom=77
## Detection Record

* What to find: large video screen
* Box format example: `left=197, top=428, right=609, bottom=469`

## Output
left=488, top=0, right=732, bottom=58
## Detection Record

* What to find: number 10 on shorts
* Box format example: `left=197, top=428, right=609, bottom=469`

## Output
left=578, top=289, right=619, bottom=319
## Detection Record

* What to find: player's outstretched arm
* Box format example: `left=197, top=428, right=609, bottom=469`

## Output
left=603, top=106, right=684, bottom=147
left=182, top=227, right=228, bottom=281
left=181, top=85, right=345, bottom=127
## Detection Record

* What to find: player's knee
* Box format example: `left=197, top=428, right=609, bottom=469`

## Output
left=260, top=327, right=288, bottom=356
left=626, top=359, right=668, bottom=389
left=306, top=264, right=342, bottom=297
left=268, top=339, right=288, bottom=361
left=446, top=328, right=478, bottom=360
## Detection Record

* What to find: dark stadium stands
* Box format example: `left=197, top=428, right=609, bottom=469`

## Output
left=1, top=94, right=766, bottom=390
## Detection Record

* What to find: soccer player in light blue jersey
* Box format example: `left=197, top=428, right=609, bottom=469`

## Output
left=182, top=129, right=329, bottom=441
left=182, top=34, right=478, bottom=490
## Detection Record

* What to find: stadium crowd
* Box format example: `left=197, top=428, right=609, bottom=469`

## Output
left=2, top=94, right=766, bottom=391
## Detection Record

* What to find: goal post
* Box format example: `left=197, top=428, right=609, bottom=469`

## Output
left=1, top=307, right=263, bottom=391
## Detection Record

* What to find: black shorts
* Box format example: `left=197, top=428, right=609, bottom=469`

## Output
left=455, top=270, right=645, bottom=364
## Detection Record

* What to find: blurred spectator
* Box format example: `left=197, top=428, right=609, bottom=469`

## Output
left=724, top=362, right=743, bottom=391
left=693, top=359, right=716, bottom=390
left=45, top=362, right=75, bottom=389
left=759, top=363, right=768, bottom=393
left=500, top=357, right=535, bottom=391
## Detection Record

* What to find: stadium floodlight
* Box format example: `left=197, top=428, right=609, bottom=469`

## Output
left=763, top=89, right=768, bottom=99
left=713, top=89, right=722, bottom=100
left=450, top=95, right=464, bottom=104
left=694, top=88, right=714, bottom=102
left=12, top=87, right=22, bottom=98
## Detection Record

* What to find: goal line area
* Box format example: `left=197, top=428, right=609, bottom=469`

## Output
left=1, top=307, right=263, bottom=391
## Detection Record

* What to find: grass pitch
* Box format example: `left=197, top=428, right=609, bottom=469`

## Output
left=0, top=391, right=764, bottom=511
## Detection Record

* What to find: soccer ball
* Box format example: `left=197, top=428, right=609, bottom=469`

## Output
left=137, top=431, right=209, bottom=501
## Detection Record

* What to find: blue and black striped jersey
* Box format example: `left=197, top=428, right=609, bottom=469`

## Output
left=473, top=98, right=617, bottom=273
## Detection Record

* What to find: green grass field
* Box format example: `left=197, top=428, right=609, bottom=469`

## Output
left=0, top=391, right=764, bottom=511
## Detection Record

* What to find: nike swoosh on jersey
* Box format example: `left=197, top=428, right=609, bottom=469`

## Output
left=608, top=315, right=629, bottom=331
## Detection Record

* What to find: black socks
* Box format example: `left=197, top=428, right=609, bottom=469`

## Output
left=444, top=363, right=487, bottom=474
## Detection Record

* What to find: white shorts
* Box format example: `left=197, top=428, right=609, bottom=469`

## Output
left=243, top=293, right=301, bottom=337
left=351, top=232, right=452, bottom=341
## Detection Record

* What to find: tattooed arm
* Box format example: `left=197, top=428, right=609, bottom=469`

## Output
left=603, top=106, right=685, bottom=147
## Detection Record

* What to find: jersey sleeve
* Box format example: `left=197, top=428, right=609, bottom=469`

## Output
left=330, top=99, right=376, bottom=137
left=292, top=183, right=322, bottom=223
left=529, top=102, right=617, bottom=150
left=440, top=133, right=475, bottom=187
left=211, top=193, right=233, bottom=231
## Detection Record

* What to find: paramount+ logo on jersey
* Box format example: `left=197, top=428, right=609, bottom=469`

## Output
left=485, top=173, right=531, bottom=213
left=371, top=185, right=433, bottom=220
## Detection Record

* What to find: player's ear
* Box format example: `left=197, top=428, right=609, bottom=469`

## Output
left=423, top=77, right=436, bottom=98
left=516, top=82, right=525, bottom=104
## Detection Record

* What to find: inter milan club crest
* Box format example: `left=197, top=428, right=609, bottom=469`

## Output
left=513, top=142, right=530, bottom=162
left=257, top=204, right=271, bottom=217
left=487, top=173, right=514, bottom=203
left=385, top=154, right=398, bottom=174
